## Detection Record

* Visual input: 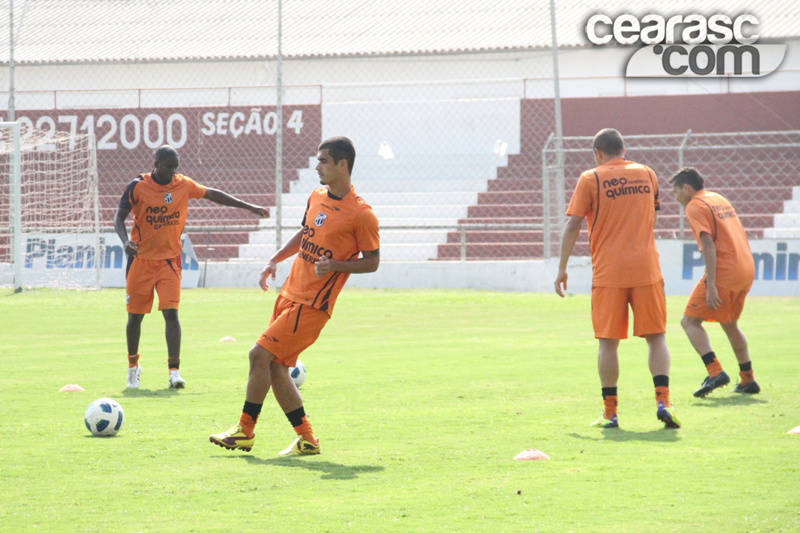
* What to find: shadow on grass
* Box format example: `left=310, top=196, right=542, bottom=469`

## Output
left=121, top=388, right=199, bottom=398
left=568, top=429, right=681, bottom=442
left=230, top=455, right=385, bottom=480
left=690, top=395, right=768, bottom=407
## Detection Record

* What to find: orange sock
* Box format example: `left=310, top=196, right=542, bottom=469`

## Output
left=739, top=370, right=755, bottom=385
left=293, top=416, right=317, bottom=444
left=127, top=353, right=140, bottom=368
left=655, top=386, right=670, bottom=407
left=706, top=359, right=723, bottom=377
left=603, top=396, right=618, bottom=419
left=238, top=413, right=257, bottom=438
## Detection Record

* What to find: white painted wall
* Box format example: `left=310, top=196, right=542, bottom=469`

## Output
left=3, top=41, right=799, bottom=108
left=205, top=239, right=800, bottom=296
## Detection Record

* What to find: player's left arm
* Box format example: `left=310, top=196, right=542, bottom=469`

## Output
left=203, top=187, right=269, bottom=217
left=314, top=249, right=379, bottom=277
left=698, top=232, right=722, bottom=310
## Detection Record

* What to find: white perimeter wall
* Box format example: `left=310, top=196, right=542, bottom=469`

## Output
left=203, top=239, right=800, bottom=297
left=5, top=42, right=800, bottom=104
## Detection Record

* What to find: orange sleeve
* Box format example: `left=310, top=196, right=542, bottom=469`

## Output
left=686, top=201, right=714, bottom=245
left=185, top=176, right=207, bottom=199
left=355, top=208, right=380, bottom=252
left=566, top=173, right=593, bottom=218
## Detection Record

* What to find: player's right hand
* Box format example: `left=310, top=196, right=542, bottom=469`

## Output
left=706, top=284, right=722, bottom=310
left=554, top=269, right=568, bottom=298
left=259, top=261, right=278, bottom=291
left=125, top=240, right=138, bottom=257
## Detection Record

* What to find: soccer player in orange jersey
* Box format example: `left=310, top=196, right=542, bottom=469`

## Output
left=670, top=167, right=758, bottom=397
left=554, top=128, right=680, bottom=429
left=114, top=145, right=268, bottom=390
left=210, top=136, right=380, bottom=455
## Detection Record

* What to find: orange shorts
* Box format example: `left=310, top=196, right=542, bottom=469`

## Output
left=126, top=255, right=182, bottom=314
left=591, top=280, right=667, bottom=339
left=684, top=279, right=749, bottom=323
left=256, top=295, right=330, bottom=367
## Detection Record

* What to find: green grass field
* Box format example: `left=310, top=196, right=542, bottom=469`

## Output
left=1, top=288, right=798, bottom=532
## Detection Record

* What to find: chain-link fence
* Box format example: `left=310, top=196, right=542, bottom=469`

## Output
left=0, top=0, right=565, bottom=281
left=543, top=130, right=800, bottom=258
left=2, top=1, right=799, bottom=289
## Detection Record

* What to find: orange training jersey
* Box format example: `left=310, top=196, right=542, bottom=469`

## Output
left=118, top=173, right=207, bottom=260
left=566, top=158, right=662, bottom=287
left=280, top=185, right=380, bottom=316
left=685, top=190, right=754, bottom=291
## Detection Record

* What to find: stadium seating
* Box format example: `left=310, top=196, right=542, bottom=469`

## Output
left=765, top=186, right=800, bottom=239
left=437, top=101, right=800, bottom=260
left=238, top=154, right=501, bottom=261
left=91, top=96, right=799, bottom=263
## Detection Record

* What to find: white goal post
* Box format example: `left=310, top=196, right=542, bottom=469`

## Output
left=0, top=121, right=101, bottom=290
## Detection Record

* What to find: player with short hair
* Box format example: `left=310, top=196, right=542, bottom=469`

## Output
left=670, top=167, right=758, bottom=397
left=210, top=136, right=380, bottom=455
left=114, top=145, right=268, bottom=390
left=555, top=128, right=681, bottom=429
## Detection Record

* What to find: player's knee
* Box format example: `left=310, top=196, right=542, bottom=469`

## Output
left=680, top=315, right=699, bottom=331
left=249, top=344, right=274, bottom=365
left=643, top=333, right=667, bottom=351
left=720, top=321, right=739, bottom=333
left=162, top=309, right=179, bottom=323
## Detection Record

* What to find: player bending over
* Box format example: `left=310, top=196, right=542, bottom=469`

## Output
left=670, top=167, right=759, bottom=397
left=210, top=136, right=380, bottom=455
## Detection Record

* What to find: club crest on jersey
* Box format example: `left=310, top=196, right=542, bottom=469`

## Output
left=163, top=193, right=173, bottom=204
left=314, top=212, right=327, bottom=227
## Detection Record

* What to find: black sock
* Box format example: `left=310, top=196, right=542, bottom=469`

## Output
left=286, top=406, right=306, bottom=427
left=700, top=352, right=716, bottom=366
left=242, top=401, right=262, bottom=423
left=739, top=361, right=752, bottom=372
left=601, top=387, right=617, bottom=399
left=653, top=375, right=669, bottom=388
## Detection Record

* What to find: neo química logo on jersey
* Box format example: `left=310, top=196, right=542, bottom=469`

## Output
left=584, top=13, right=787, bottom=78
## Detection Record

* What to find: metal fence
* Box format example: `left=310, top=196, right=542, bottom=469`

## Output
left=1, top=74, right=562, bottom=264
left=2, top=1, right=799, bottom=279
left=1, top=1, right=566, bottom=272
left=542, top=130, right=800, bottom=258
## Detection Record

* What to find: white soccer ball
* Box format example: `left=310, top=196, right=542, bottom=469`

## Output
left=84, top=398, right=124, bottom=436
left=288, top=361, right=306, bottom=388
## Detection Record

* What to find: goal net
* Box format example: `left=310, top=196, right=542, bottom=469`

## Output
left=0, top=122, right=101, bottom=289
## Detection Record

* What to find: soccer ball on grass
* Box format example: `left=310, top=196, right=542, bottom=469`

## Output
left=84, top=398, right=124, bottom=436
left=288, top=361, right=306, bottom=388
